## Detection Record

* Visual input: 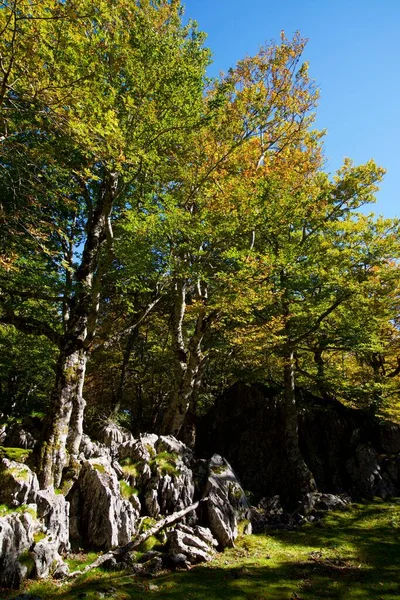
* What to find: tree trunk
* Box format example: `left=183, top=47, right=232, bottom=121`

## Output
left=38, top=170, right=118, bottom=488
left=162, top=289, right=209, bottom=438
left=163, top=312, right=208, bottom=437
left=39, top=348, right=87, bottom=488
left=280, top=346, right=316, bottom=508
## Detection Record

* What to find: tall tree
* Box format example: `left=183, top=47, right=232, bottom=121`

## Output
left=0, top=0, right=209, bottom=487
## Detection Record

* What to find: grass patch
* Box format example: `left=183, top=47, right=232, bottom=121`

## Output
left=2, top=500, right=400, bottom=600
left=0, top=446, right=33, bottom=464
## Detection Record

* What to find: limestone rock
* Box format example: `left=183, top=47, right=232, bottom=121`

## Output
left=168, top=527, right=215, bottom=564
left=4, top=424, right=36, bottom=450
left=346, top=443, right=385, bottom=498
left=34, top=489, right=70, bottom=553
left=0, top=422, right=6, bottom=444
left=0, top=459, right=39, bottom=507
left=79, top=434, right=112, bottom=462
left=67, top=457, right=138, bottom=549
left=31, top=537, right=65, bottom=579
left=156, top=435, right=193, bottom=466
left=299, top=492, right=351, bottom=515
left=0, top=509, right=37, bottom=588
left=97, top=421, right=134, bottom=448
left=205, top=454, right=249, bottom=548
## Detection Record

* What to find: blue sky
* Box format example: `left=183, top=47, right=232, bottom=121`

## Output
left=183, top=0, right=399, bottom=218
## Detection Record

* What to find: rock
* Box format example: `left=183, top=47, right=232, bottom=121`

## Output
left=346, top=443, right=384, bottom=499
left=205, top=454, right=249, bottom=548
left=97, top=421, right=134, bottom=448
left=0, top=509, right=37, bottom=588
left=67, top=457, right=138, bottom=549
left=258, top=495, right=283, bottom=514
left=156, top=435, right=194, bottom=466
left=31, top=537, right=65, bottom=579
left=79, top=434, right=112, bottom=462
left=4, top=424, right=36, bottom=450
left=119, top=435, right=157, bottom=465
left=193, top=525, right=218, bottom=548
left=377, top=422, right=400, bottom=454
left=162, top=552, right=190, bottom=570
left=53, top=562, right=70, bottom=579
left=0, top=459, right=39, bottom=507
left=144, top=478, right=161, bottom=518
left=167, top=528, right=214, bottom=564
left=0, top=422, right=6, bottom=444
left=298, top=493, right=351, bottom=515
left=157, top=463, right=195, bottom=516
left=197, top=382, right=400, bottom=502
left=34, top=489, right=70, bottom=553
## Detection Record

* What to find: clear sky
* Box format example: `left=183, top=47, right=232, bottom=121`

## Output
left=183, top=0, right=399, bottom=218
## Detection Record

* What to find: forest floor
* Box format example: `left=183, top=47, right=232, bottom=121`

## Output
left=2, top=500, right=400, bottom=600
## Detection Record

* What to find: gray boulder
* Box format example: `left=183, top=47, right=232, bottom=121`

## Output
left=0, top=509, right=37, bottom=588
left=168, top=526, right=216, bottom=564
left=31, top=537, right=66, bottom=579
left=299, top=492, right=351, bottom=515
left=34, top=489, right=70, bottom=553
left=0, top=459, right=39, bottom=507
left=205, top=454, right=249, bottom=548
left=67, top=457, right=138, bottom=549
left=346, top=443, right=390, bottom=498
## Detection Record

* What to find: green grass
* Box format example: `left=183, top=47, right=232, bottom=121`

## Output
left=2, top=500, right=400, bottom=600
left=0, top=446, right=33, bottom=464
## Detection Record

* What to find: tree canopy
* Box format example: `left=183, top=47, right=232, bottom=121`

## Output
left=1, top=0, right=399, bottom=487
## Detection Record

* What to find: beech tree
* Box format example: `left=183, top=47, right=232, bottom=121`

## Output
left=0, top=0, right=209, bottom=487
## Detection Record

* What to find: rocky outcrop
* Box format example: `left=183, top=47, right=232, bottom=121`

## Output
left=197, top=382, right=400, bottom=502
left=67, top=457, right=138, bottom=549
left=251, top=492, right=351, bottom=532
left=0, top=461, right=70, bottom=588
left=1, top=427, right=250, bottom=589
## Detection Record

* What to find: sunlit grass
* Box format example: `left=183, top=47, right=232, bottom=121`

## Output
left=2, top=500, right=399, bottom=600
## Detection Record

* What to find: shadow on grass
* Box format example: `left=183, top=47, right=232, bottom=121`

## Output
left=3, top=502, right=400, bottom=600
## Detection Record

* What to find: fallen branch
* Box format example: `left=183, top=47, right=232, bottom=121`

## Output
left=68, top=497, right=208, bottom=578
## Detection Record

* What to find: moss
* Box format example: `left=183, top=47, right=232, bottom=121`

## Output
left=0, top=503, right=37, bottom=518
left=137, top=535, right=160, bottom=553
left=139, top=516, right=157, bottom=532
left=145, top=443, right=156, bottom=459
left=92, top=462, right=106, bottom=474
left=33, top=531, right=46, bottom=543
left=18, top=550, right=35, bottom=573
left=150, top=451, right=179, bottom=477
left=9, top=466, right=31, bottom=481
left=0, top=446, right=33, bottom=464
left=119, top=480, right=138, bottom=500
left=210, top=464, right=226, bottom=475
left=121, top=462, right=140, bottom=477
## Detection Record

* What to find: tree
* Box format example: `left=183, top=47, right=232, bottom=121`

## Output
left=0, top=0, right=209, bottom=487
